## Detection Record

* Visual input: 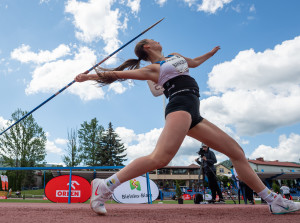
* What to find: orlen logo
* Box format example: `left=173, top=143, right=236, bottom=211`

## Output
left=45, top=175, right=91, bottom=203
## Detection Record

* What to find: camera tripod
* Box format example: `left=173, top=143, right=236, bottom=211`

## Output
left=196, top=158, right=236, bottom=204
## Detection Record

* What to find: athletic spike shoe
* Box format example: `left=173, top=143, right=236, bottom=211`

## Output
left=90, top=179, right=113, bottom=215
left=269, top=194, right=300, bottom=214
left=208, top=199, right=216, bottom=204
left=218, top=198, right=225, bottom=204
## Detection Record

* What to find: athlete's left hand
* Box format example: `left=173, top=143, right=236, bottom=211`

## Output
left=211, top=46, right=221, bottom=55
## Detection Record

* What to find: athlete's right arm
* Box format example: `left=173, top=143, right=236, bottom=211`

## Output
left=75, top=64, right=159, bottom=83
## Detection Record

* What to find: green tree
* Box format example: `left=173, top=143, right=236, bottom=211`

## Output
left=272, top=181, right=280, bottom=193
left=98, top=122, right=127, bottom=166
left=78, top=118, right=104, bottom=166
left=62, top=129, right=82, bottom=167
left=0, top=109, right=46, bottom=190
left=175, top=180, right=182, bottom=198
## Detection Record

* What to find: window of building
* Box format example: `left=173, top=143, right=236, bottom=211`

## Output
left=219, top=168, right=224, bottom=173
left=189, top=169, right=200, bottom=175
left=157, top=168, right=171, bottom=175
left=172, top=168, right=188, bottom=175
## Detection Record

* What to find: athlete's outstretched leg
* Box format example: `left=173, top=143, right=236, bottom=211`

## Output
left=90, top=111, right=191, bottom=215
left=188, top=119, right=300, bottom=214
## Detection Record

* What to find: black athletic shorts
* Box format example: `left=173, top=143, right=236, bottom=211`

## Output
left=165, top=92, right=204, bottom=129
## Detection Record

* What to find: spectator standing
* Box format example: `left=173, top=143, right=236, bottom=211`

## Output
left=195, top=144, right=224, bottom=203
left=280, top=184, right=291, bottom=200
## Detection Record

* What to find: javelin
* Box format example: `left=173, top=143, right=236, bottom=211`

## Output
left=0, top=18, right=165, bottom=136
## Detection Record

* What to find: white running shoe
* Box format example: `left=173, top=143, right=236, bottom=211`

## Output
left=90, top=179, right=113, bottom=215
left=269, top=194, right=300, bottom=214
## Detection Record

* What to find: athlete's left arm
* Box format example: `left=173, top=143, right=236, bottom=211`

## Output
left=172, top=46, right=220, bottom=68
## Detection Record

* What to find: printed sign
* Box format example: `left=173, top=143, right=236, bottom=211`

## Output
left=112, top=176, right=159, bottom=204
left=182, top=194, right=192, bottom=200
left=45, top=175, right=91, bottom=203
left=0, top=191, right=7, bottom=199
left=1, top=175, right=8, bottom=191
left=204, top=194, right=212, bottom=201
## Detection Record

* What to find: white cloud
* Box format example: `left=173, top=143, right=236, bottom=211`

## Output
left=65, top=0, right=127, bottom=57
left=46, top=139, right=63, bottom=154
left=116, top=126, right=300, bottom=167
left=11, top=44, right=71, bottom=64
left=55, top=138, right=68, bottom=145
left=22, top=46, right=105, bottom=101
left=249, top=133, right=300, bottom=162
left=249, top=4, right=255, bottom=13
left=126, top=0, right=141, bottom=14
left=231, top=4, right=241, bottom=13
left=116, top=126, right=207, bottom=166
left=197, top=0, right=233, bottom=14
left=155, top=0, right=167, bottom=7
left=39, top=0, right=50, bottom=4
left=108, top=81, right=128, bottom=94
left=0, top=116, right=9, bottom=130
left=203, top=36, right=300, bottom=135
left=183, top=0, right=197, bottom=7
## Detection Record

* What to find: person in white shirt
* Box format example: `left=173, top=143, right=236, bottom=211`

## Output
left=280, top=184, right=291, bottom=200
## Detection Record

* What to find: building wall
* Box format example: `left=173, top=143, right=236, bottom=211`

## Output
left=149, top=168, right=201, bottom=188
left=216, top=165, right=231, bottom=175
left=249, top=163, right=300, bottom=173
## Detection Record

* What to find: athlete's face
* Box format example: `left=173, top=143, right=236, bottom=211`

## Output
left=145, top=39, right=162, bottom=51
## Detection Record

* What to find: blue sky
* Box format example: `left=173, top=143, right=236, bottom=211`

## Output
left=0, top=0, right=300, bottom=166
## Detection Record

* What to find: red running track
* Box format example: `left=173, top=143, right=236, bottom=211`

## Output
left=1, top=203, right=299, bottom=223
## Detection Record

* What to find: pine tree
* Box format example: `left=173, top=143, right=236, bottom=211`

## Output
left=78, top=118, right=104, bottom=166
left=98, top=122, right=127, bottom=166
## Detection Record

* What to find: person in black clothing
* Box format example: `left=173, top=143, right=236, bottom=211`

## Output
left=195, top=143, right=224, bottom=203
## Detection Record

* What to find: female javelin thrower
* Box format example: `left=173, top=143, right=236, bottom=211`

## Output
left=75, top=39, right=299, bottom=215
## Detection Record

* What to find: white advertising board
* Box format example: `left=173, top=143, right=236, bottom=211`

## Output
left=112, top=176, right=159, bottom=204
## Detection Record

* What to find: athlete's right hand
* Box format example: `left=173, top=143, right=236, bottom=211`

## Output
left=75, top=73, right=89, bottom=82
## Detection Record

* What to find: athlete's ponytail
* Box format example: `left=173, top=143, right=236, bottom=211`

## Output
left=95, top=39, right=149, bottom=86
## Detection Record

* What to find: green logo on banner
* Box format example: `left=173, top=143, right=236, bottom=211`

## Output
left=130, top=179, right=141, bottom=191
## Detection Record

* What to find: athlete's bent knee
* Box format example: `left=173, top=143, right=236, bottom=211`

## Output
left=148, top=155, right=171, bottom=170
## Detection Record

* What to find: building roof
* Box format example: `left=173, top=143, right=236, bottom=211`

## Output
left=216, top=163, right=230, bottom=169
left=256, top=172, right=300, bottom=180
left=249, top=157, right=300, bottom=168
left=161, top=164, right=200, bottom=169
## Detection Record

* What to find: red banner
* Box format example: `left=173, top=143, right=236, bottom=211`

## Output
left=182, top=194, right=192, bottom=200
left=45, top=175, right=91, bottom=203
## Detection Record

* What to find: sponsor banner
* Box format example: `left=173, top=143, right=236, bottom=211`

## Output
left=1, top=175, right=8, bottom=190
left=4, top=175, right=8, bottom=190
left=0, top=191, right=7, bottom=198
left=112, top=176, right=159, bottom=204
left=0, top=196, right=7, bottom=199
left=45, top=175, right=91, bottom=203
left=1, top=175, right=4, bottom=190
left=182, top=194, right=192, bottom=200
left=204, top=194, right=212, bottom=201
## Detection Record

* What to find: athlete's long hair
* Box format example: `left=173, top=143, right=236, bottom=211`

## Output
left=95, top=39, right=149, bottom=86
